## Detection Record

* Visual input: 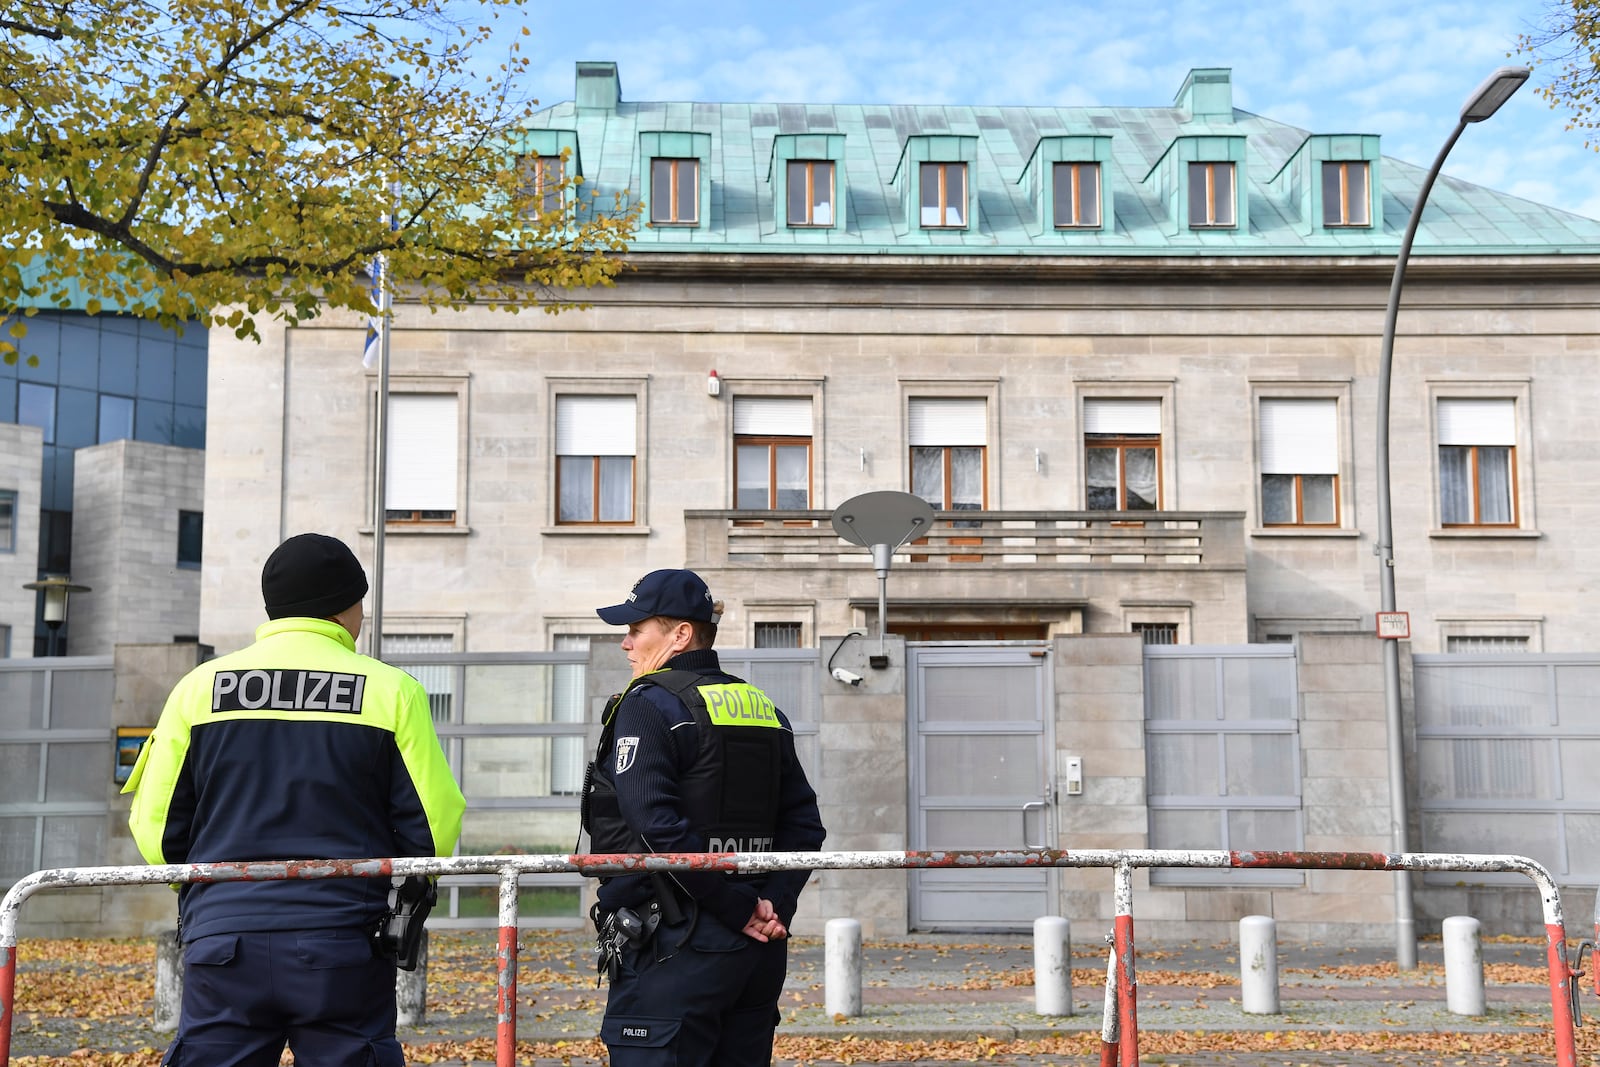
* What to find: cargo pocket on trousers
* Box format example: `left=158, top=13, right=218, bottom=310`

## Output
left=295, top=930, right=376, bottom=969
left=600, top=1015, right=681, bottom=1065
left=182, top=934, right=240, bottom=968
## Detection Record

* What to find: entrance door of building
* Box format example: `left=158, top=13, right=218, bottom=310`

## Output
left=907, top=644, right=1053, bottom=930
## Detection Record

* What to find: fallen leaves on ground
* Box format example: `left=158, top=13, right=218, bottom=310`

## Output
left=6, top=931, right=1584, bottom=1067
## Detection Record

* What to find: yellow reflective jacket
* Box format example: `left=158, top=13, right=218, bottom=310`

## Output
left=123, top=617, right=465, bottom=941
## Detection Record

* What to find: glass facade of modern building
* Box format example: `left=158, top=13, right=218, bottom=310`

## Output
left=1, top=311, right=207, bottom=653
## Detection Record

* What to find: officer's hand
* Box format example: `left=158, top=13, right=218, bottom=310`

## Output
left=742, top=898, right=787, bottom=942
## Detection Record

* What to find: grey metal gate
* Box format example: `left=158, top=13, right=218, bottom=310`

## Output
left=907, top=643, right=1053, bottom=930
left=0, top=657, right=115, bottom=887
left=1414, top=652, right=1600, bottom=886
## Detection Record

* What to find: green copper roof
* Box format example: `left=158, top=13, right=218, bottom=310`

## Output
left=525, top=63, right=1600, bottom=257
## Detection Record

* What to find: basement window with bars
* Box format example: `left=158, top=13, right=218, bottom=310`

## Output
left=1133, top=622, right=1178, bottom=645
left=754, top=622, right=803, bottom=648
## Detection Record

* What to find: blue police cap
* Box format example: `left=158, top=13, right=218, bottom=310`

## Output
left=597, top=569, right=718, bottom=625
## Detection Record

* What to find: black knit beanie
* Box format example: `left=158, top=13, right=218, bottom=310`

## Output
left=261, top=533, right=369, bottom=620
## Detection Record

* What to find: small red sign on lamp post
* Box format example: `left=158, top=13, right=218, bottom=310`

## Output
left=1376, top=611, right=1410, bottom=640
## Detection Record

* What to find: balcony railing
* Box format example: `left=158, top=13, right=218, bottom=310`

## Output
left=685, top=510, right=1245, bottom=570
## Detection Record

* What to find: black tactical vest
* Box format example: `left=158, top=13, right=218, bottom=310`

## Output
left=582, top=669, right=784, bottom=857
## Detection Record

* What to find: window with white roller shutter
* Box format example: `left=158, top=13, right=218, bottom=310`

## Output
left=1438, top=398, right=1516, bottom=526
left=1084, top=398, right=1160, bottom=511
left=556, top=395, right=636, bottom=524
left=1259, top=398, right=1339, bottom=526
left=386, top=394, right=459, bottom=523
left=733, top=397, right=812, bottom=509
left=907, top=398, right=985, bottom=511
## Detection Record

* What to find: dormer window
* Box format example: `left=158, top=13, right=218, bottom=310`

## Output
left=920, top=162, right=967, bottom=228
left=518, top=154, right=565, bottom=217
left=787, top=160, right=835, bottom=226
left=1188, top=162, right=1235, bottom=228
left=1053, top=162, right=1101, bottom=228
left=650, top=158, right=699, bottom=224
left=1321, top=161, right=1371, bottom=227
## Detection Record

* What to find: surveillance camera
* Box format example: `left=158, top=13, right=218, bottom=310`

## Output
left=831, top=667, right=863, bottom=687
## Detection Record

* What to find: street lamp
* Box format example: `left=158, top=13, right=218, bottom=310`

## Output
left=23, top=574, right=92, bottom=657
left=1374, top=65, right=1529, bottom=971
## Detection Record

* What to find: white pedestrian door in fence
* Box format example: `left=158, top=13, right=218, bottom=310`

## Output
left=907, top=644, right=1053, bottom=930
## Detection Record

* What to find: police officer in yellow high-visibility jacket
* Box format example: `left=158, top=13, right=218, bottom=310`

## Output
left=124, top=533, right=464, bottom=1067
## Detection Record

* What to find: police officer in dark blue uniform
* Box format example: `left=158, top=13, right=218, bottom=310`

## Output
left=584, top=568, right=826, bottom=1067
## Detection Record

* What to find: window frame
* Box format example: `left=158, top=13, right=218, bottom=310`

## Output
left=1430, top=388, right=1531, bottom=534
left=519, top=153, right=566, bottom=218
left=919, top=161, right=968, bottom=229
left=1084, top=434, right=1161, bottom=511
left=1320, top=160, right=1371, bottom=227
left=176, top=509, right=203, bottom=569
left=1052, top=161, right=1102, bottom=228
left=1258, top=396, right=1341, bottom=528
left=1187, top=161, right=1236, bottom=228
left=1439, top=442, right=1518, bottom=527
left=734, top=435, right=813, bottom=510
left=1077, top=387, right=1175, bottom=511
left=906, top=395, right=989, bottom=511
left=369, top=376, right=471, bottom=533
left=650, top=157, right=699, bottom=225
left=0, top=489, right=14, bottom=553
left=1251, top=382, right=1355, bottom=535
left=786, top=160, right=836, bottom=228
left=550, top=383, right=647, bottom=529
left=17, top=382, right=56, bottom=445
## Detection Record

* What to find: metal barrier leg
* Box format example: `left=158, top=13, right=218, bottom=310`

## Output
left=1, top=944, right=15, bottom=1067
left=495, top=868, right=520, bottom=1067
left=1098, top=934, right=1118, bottom=1067
left=1113, top=862, right=1138, bottom=1067
left=1545, top=919, right=1578, bottom=1067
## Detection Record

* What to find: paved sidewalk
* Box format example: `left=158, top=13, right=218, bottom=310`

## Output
left=5, top=929, right=1589, bottom=1064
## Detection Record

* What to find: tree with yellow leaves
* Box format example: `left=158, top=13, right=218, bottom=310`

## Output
left=1518, top=0, right=1600, bottom=151
left=0, top=0, right=637, bottom=362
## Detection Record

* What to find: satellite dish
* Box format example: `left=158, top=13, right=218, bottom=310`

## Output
left=831, top=491, right=935, bottom=551
left=830, top=491, right=936, bottom=661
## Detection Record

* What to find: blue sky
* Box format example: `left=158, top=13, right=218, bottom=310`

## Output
left=494, top=0, right=1599, bottom=220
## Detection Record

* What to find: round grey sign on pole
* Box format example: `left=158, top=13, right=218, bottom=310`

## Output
left=830, top=491, right=936, bottom=662
left=830, top=491, right=935, bottom=551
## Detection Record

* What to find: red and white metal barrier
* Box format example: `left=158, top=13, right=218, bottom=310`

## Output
left=0, top=848, right=1584, bottom=1067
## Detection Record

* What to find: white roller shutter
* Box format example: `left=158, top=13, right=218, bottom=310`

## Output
left=387, top=394, right=458, bottom=511
left=1260, top=398, right=1338, bottom=474
left=908, top=398, right=985, bottom=446
left=734, top=397, right=812, bottom=436
left=1084, top=398, right=1160, bottom=434
left=556, top=395, right=637, bottom=455
left=1438, top=399, right=1515, bottom=445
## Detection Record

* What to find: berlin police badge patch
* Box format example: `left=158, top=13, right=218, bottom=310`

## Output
left=615, top=736, right=640, bottom=774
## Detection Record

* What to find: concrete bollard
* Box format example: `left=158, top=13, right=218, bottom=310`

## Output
left=1033, top=916, right=1072, bottom=1015
left=396, top=928, right=430, bottom=1026
left=1239, top=915, right=1280, bottom=1014
left=153, top=928, right=182, bottom=1033
left=1443, top=915, right=1486, bottom=1016
left=825, top=917, right=863, bottom=1018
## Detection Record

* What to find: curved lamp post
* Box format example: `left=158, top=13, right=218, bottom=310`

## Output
left=1375, top=65, right=1529, bottom=971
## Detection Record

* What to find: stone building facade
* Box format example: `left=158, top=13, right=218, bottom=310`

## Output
left=187, top=63, right=1600, bottom=938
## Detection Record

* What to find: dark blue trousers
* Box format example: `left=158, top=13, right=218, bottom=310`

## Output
left=600, top=913, right=789, bottom=1067
left=163, top=928, right=402, bottom=1067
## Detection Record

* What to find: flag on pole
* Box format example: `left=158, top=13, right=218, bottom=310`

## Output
left=362, top=254, right=386, bottom=370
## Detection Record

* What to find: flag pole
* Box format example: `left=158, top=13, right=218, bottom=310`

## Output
left=368, top=183, right=401, bottom=661
left=371, top=261, right=391, bottom=662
